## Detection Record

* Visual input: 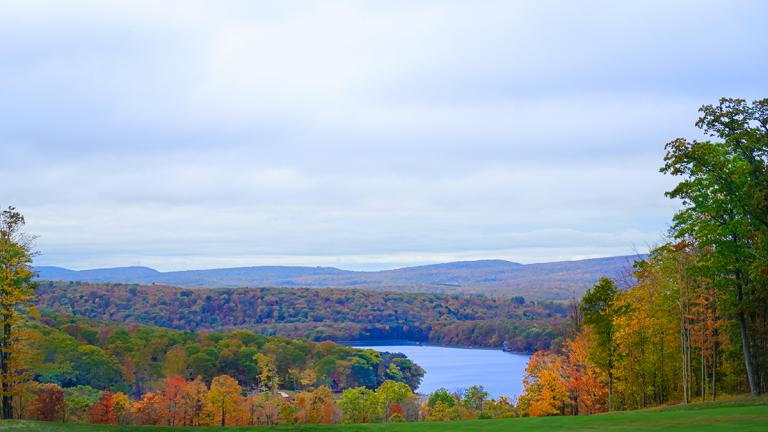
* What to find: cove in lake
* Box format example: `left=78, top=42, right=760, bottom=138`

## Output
left=352, top=343, right=530, bottom=399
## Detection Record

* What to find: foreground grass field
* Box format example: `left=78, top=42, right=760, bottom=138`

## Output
left=1, top=396, right=766, bottom=431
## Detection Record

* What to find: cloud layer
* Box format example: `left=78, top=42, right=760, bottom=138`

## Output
left=1, top=1, right=766, bottom=270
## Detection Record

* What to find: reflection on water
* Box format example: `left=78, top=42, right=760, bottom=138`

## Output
left=352, top=344, right=530, bottom=399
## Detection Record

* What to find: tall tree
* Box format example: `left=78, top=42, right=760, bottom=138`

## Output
left=0, top=207, right=37, bottom=419
left=564, top=329, right=606, bottom=415
left=207, top=374, right=243, bottom=426
left=180, top=376, right=208, bottom=426
left=254, top=353, right=279, bottom=393
left=581, top=277, right=620, bottom=410
left=161, top=375, right=187, bottom=426
left=662, top=98, right=768, bottom=395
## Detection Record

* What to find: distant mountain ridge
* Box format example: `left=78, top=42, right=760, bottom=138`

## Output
left=34, top=255, right=643, bottom=300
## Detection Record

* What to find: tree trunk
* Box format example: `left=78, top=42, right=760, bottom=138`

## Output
left=712, top=294, right=718, bottom=401
left=735, top=276, right=760, bottom=396
left=738, top=310, right=760, bottom=396
left=712, top=340, right=717, bottom=401
left=607, top=371, right=613, bottom=411
left=2, top=321, right=12, bottom=419
left=701, top=344, right=705, bottom=402
left=660, top=331, right=665, bottom=404
left=680, top=310, right=688, bottom=404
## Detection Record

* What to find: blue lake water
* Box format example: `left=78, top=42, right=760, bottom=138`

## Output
left=352, top=344, right=530, bottom=400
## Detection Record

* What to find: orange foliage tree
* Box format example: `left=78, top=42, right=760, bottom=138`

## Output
left=88, top=391, right=117, bottom=424
left=132, top=391, right=166, bottom=425
left=565, top=330, right=607, bottom=415
left=161, top=375, right=188, bottom=426
left=181, top=376, right=209, bottom=426
left=519, top=351, right=569, bottom=417
left=29, top=383, right=65, bottom=422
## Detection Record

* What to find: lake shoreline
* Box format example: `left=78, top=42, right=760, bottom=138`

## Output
left=338, top=339, right=532, bottom=355
left=345, top=343, right=531, bottom=399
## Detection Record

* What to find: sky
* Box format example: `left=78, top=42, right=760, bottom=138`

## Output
left=1, top=1, right=767, bottom=271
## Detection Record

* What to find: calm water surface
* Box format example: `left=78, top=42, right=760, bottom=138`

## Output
left=353, top=344, right=529, bottom=399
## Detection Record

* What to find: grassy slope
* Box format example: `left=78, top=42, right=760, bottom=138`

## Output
left=1, top=397, right=766, bottom=431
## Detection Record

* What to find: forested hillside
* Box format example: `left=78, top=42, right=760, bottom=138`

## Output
left=28, top=313, right=424, bottom=397
left=35, top=255, right=639, bottom=300
left=35, top=282, right=564, bottom=352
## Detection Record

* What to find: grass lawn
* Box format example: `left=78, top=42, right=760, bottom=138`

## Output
left=1, top=396, right=766, bottom=431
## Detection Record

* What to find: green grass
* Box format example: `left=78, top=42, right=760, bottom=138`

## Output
left=1, top=396, right=767, bottom=431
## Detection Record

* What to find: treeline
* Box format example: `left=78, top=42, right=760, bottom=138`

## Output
left=18, top=378, right=521, bottom=426
left=35, top=282, right=564, bottom=351
left=518, top=98, right=768, bottom=416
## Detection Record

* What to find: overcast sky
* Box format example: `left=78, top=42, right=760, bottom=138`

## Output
left=1, top=1, right=766, bottom=271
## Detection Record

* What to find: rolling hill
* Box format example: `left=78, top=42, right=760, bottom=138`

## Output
left=34, top=255, right=642, bottom=301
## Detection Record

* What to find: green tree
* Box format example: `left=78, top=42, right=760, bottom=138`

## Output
left=162, top=345, right=189, bottom=377
left=427, top=388, right=456, bottom=409
left=63, top=385, right=101, bottom=423
left=374, top=380, right=412, bottom=421
left=189, top=352, right=216, bottom=382
left=73, top=345, right=122, bottom=390
left=661, top=98, right=768, bottom=396
left=462, top=385, right=488, bottom=413
left=0, top=207, right=37, bottom=419
left=338, top=386, right=378, bottom=423
left=581, top=277, right=620, bottom=410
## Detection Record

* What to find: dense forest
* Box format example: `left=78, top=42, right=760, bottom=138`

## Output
left=35, top=282, right=564, bottom=352
left=518, top=98, right=768, bottom=416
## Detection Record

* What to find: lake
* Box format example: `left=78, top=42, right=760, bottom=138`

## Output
left=352, top=344, right=530, bottom=399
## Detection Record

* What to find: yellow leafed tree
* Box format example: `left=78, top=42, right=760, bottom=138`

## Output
left=0, top=207, right=37, bottom=419
left=207, top=374, right=244, bottom=426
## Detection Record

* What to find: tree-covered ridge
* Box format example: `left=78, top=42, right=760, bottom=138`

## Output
left=29, top=312, right=424, bottom=396
left=34, top=254, right=637, bottom=301
left=35, top=282, right=564, bottom=352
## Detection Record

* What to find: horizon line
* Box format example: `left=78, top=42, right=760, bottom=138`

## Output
left=34, top=253, right=647, bottom=274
